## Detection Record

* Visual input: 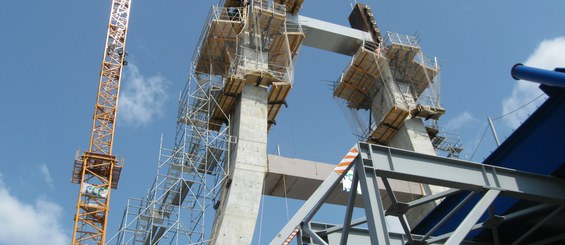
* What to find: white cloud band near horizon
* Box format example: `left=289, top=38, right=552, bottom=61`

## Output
left=119, top=64, right=169, bottom=127
left=501, top=37, right=565, bottom=129
left=0, top=176, right=69, bottom=245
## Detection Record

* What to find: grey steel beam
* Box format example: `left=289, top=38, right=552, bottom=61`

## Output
left=445, top=190, right=500, bottom=245
left=270, top=163, right=354, bottom=245
left=503, top=203, right=554, bottom=221
left=407, top=188, right=462, bottom=209
left=340, top=170, right=359, bottom=245
left=360, top=143, right=565, bottom=205
left=421, top=192, right=478, bottom=241
left=310, top=221, right=489, bottom=245
left=287, top=15, right=373, bottom=56
left=274, top=142, right=565, bottom=244
left=355, top=156, right=391, bottom=245
left=319, top=217, right=367, bottom=236
left=303, top=225, right=328, bottom=245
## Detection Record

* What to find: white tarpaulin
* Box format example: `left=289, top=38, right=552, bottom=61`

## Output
left=81, top=183, right=108, bottom=198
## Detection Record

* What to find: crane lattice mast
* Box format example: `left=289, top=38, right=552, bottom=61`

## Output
left=71, top=0, right=131, bottom=244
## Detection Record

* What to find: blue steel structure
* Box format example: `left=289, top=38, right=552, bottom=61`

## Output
left=414, top=65, right=565, bottom=244
left=512, top=64, right=565, bottom=88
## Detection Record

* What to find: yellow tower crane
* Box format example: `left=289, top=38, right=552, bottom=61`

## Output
left=71, top=0, right=131, bottom=244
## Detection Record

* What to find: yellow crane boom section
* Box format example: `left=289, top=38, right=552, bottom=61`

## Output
left=71, top=0, right=131, bottom=244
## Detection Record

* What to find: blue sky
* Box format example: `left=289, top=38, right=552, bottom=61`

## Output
left=1, top=1, right=564, bottom=244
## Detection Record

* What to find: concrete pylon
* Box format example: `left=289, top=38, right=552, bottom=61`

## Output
left=388, top=117, right=449, bottom=226
left=388, top=118, right=436, bottom=155
left=210, top=84, right=268, bottom=245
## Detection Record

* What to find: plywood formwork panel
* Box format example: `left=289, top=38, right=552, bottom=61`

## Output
left=411, top=104, right=445, bottom=120
left=209, top=74, right=291, bottom=131
left=333, top=79, right=369, bottom=109
left=209, top=76, right=245, bottom=131
left=269, top=32, right=304, bottom=66
left=251, top=5, right=286, bottom=36
left=369, top=106, right=410, bottom=144
left=267, top=81, right=291, bottom=129
left=406, top=61, right=438, bottom=96
left=223, top=0, right=243, bottom=8
left=386, top=43, right=421, bottom=62
left=274, top=0, right=304, bottom=15
left=333, top=47, right=387, bottom=109
left=195, top=19, right=243, bottom=75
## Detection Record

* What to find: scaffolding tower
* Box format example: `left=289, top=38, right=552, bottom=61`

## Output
left=111, top=1, right=303, bottom=244
left=111, top=70, right=233, bottom=244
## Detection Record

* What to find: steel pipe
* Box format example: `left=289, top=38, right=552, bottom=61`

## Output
left=511, top=63, right=565, bottom=88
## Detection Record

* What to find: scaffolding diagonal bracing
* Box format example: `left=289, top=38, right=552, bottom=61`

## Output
left=111, top=1, right=303, bottom=244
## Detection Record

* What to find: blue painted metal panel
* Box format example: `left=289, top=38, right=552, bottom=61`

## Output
left=414, top=81, right=565, bottom=242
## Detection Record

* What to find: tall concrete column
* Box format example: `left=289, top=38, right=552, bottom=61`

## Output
left=388, top=118, right=436, bottom=155
left=388, top=117, right=449, bottom=226
left=211, top=84, right=268, bottom=245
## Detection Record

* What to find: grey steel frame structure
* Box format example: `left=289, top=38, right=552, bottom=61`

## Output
left=271, top=142, right=565, bottom=245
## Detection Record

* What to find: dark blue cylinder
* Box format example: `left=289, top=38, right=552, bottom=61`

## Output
left=511, top=63, right=565, bottom=88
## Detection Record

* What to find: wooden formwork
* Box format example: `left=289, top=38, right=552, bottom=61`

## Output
left=250, top=4, right=286, bottom=36
left=333, top=47, right=388, bottom=109
left=209, top=73, right=292, bottom=132
left=386, top=43, right=420, bottom=63
left=195, top=18, right=243, bottom=75
left=224, top=0, right=304, bottom=15
left=267, top=81, right=291, bottom=130
left=406, top=61, right=439, bottom=96
left=411, top=104, right=445, bottom=120
left=275, top=0, right=304, bottom=15
left=368, top=106, right=410, bottom=145
left=269, top=31, right=305, bottom=66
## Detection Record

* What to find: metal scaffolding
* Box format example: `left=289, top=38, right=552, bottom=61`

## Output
left=111, top=1, right=303, bottom=244
left=110, top=72, right=233, bottom=244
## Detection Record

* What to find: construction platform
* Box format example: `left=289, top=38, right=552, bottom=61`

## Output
left=223, top=0, right=304, bottom=15
left=333, top=42, right=388, bottom=109
left=201, top=2, right=303, bottom=131
left=209, top=73, right=293, bottom=131
left=385, top=32, right=439, bottom=97
left=194, top=6, right=244, bottom=76
left=333, top=32, right=445, bottom=145
left=71, top=151, right=122, bottom=189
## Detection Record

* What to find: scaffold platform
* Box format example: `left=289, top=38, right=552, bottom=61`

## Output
left=368, top=105, right=410, bottom=144
left=194, top=6, right=244, bottom=75
left=333, top=42, right=388, bottom=109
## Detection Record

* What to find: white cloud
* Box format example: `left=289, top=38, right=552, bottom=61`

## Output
left=119, top=64, right=169, bottom=127
left=0, top=177, right=69, bottom=245
left=502, top=37, right=565, bottom=128
left=445, top=111, right=476, bottom=130
left=39, top=163, right=54, bottom=189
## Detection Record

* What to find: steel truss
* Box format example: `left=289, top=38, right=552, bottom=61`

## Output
left=271, top=142, right=565, bottom=245
left=71, top=0, right=131, bottom=244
